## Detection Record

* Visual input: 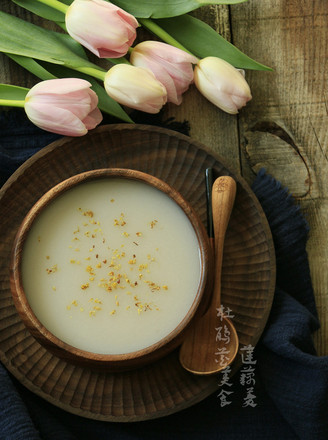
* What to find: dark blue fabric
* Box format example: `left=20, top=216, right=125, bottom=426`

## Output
left=1, top=111, right=327, bottom=440
left=0, top=110, right=61, bottom=186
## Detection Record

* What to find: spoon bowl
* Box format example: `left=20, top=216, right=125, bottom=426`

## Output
left=179, top=176, right=239, bottom=375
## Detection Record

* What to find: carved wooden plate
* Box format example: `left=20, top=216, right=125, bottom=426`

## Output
left=0, top=124, right=275, bottom=421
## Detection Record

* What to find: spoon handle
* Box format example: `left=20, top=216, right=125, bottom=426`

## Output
left=211, top=176, right=237, bottom=308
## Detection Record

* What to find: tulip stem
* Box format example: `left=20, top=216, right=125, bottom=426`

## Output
left=138, top=18, right=195, bottom=56
left=73, top=66, right=106, bottom=81
left=36, top=0, right=68, bottom=14
left=0, top=99, right=25, bottom=108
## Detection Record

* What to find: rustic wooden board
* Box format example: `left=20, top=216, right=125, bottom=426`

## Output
left=230, top=0, right=328, bottom=355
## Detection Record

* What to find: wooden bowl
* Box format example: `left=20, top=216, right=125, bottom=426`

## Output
left=10, top=168, right=210, bottom=371
left=0, top=124, right=275, bottom=421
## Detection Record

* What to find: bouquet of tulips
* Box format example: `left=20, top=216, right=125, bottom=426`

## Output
left=0, top=0, right=270, bottom=136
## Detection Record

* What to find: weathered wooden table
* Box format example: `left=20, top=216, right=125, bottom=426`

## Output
left=1, top=0, right=327, bottom=365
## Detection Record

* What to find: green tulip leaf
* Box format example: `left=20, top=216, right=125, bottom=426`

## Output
left=14, top=0, right=246, bottom=19
left=12, top=0, right=66, bottom=21
left=111, top=0, right=247, bottom=18
left=6, top=28, right=93, bottom=80
left=7, top=54, right=57, bottom=81
left=155, top=15, right=271, bottom=70
left=0, top=10, right=103, bottom=73
left=0, top=84, right=28, bottom=101
left=51, top=31, right=89, bottom=60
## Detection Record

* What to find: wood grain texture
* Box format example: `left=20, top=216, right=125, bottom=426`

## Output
left=162, top=5, right=241, bottom=174
left=230, top=0, right=328, bottom=355
left=0, top=124, right=275, bottom=420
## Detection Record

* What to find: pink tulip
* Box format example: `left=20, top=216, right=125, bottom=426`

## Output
left=130, top=41, right=199, bottom=105
left=104, top=64, right=167, bottom=113
left=65, top=0, right=138, bottom=58
left=194, top=57, right=252, bottom=114
left=24, top=78, right=103, bottom=136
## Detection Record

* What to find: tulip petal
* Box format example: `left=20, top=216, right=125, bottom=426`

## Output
left=25, top=101, right=88, bottom=136
left=104, top=65, right=167, bottom=113
left=66, top=0, right=138, bottom=58
left=130, top=41, right=197, bottom=105
left=25, top=78, right=93, bottom=96
left=24, top=78, right=102, bottom=136
left=133, top=41, right=198, bottom=64
left=116, top=7, right=139, bottom=29
left=82, top=107, right=103, bottom=130
left=27, top=93, right=92, bottom=122
left=194, top=57, right=252, bottom=114
left=130, top=52, right=179, bottom=103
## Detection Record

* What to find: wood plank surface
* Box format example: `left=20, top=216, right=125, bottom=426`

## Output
left=0, top=0, right=327, bottom=362
left=230, top=0, right=328, bottom=356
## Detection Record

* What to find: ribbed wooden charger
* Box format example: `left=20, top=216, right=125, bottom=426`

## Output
left=0, top=124, right=275, bottom=421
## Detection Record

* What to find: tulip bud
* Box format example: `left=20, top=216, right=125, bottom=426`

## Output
left=65, top=0, right=138, bottom=58
left=104, top=64, right=167, bottom=114
left=194, top=57, right=252, bottom=114
left=130, top=41, right=198, bottom=105
left=24, top=78, right=103, bottom=136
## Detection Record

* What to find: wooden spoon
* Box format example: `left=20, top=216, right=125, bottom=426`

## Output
left=179, top=175, right=239, bottom=375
